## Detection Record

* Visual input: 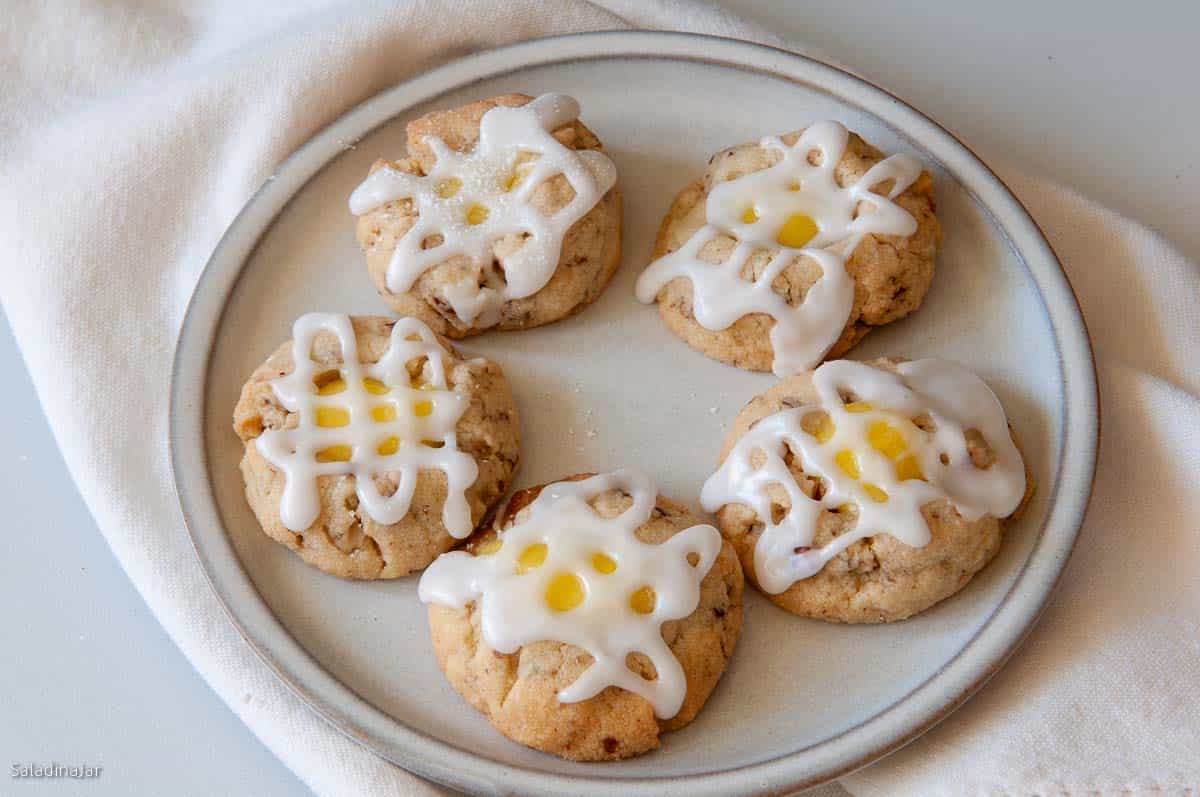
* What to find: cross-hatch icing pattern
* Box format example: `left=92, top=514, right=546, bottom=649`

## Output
left=418, top=470, right=722, bottom=720
left=255, top=313, right=478, bottom=536
left=635, top=120, right=922, bottom=376
left=700, top=359, right=1026, bottom=594
left=349, top=93, right=618, bottom=329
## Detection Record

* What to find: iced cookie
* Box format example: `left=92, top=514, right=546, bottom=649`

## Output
left=233, top=313, right=519, bottom=579
left=418, top=470, right=743, bottom=761
left=701, top=358, right=1029, bottom=623
left=636, top=122, right=940, bottom=376
left=350, top=93, right=621, bottom=337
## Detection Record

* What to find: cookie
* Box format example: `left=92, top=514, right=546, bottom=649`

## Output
left=233, top=313, right=519, bottom=579
left=418, top=471, right=744, bottom=761
left=701, top=358, right=1030, bottom=623
left=350, top=93, right=622, bottom=337
left=636, top=121, right=940, bottom=376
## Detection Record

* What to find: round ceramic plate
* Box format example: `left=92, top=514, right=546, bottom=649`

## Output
left=170, top=31, right=1097, bottom=797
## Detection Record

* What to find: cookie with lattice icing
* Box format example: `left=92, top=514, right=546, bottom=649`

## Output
left=233, top=313, right=519, bottom=579
left=419, top=471, right=744, bottom=761
left=702, top=358, right=1031, bottom=623
left=351, top=93, right=621, bottom=337
left=636, top=122, right=940, bottom=376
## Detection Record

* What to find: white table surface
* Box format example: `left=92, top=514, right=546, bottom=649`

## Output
left=2, top=1, right=1195, bottom=794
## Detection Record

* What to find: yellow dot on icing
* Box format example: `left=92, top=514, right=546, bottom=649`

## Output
left=315, top=444, right=352, bottom=463
left=413, top=400, right=433, bottom=417
left=435, top=177, right=461, bottom=198
left=867, top=420, right=907, bottom=460
left=502, top=164, right=532, bottom=192
left=591, top=553, right=617, bottom=574
left=843, top=401, right=873, bottom=414
left=629, top=586, right=656, bottom=615
left=813, top=414, right=835, bottom=444
left=314, top=406, right=350, bottom=428
left=516, top=543, right=547, bottom=574
left=313, top=371, right=345, bottom=395
left=545, top=572, right=585, bottom=612
left=371, top=404, right=397, bottom=423
left=788, top=182, right=802, bottom=192
left=776, top=213, right=818, bottom=248
left=862, top=483, right=889, bottom=503
left=376, top=436, right=399, bottom=456
left=475, top=538, right=502, bottom=556
left=465, top=205, right=489, bottom=225
left=362, top=377, right=389, bottom=395
left=896, top=454, right=924, bottom=482
left=740, top=206, right=759, bottom=224
left=835, top=449, right=860, bottom=480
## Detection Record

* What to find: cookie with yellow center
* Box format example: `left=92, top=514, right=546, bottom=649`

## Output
left=707, top=358, right=1032, bottom=623
left=642, top=125, right=941, bottom=373
left=233, top=314, right=520, bottom=579
left=422, top=473, right=744, bottom=761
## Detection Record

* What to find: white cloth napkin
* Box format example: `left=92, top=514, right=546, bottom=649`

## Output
left=2, top=2, right=1196, bottom=796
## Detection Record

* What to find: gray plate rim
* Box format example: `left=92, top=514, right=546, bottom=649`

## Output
left=169, top=30, right=1099, bottom=797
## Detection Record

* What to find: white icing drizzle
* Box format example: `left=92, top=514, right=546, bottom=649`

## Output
left=349, top=93, right=618, bottom=328
left=418, top=470, right=722, bottom=719
left=255, top=313, right=478, bottom=536
left=635, top=121, right=922, bottom=376
left=700, top=359, right=1025, bottom=593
